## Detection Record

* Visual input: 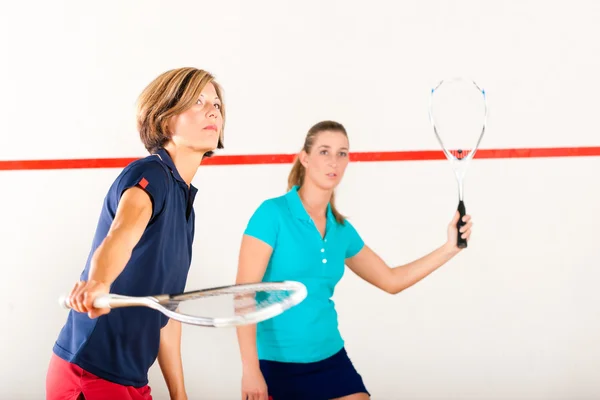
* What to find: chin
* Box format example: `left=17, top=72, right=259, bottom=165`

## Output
left=189, top=139, right=218, bottom=154
left=316, top=179, right=339, bottom=191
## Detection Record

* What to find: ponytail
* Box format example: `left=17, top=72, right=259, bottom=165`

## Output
left=287, top=156, right=305, bottom=191
left=329, top=191, right=345, bottom=225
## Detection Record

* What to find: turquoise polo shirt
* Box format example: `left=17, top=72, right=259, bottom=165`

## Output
left=244, top=185, right=365, bottom=363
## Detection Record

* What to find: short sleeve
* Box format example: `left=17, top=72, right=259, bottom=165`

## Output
left=344, top=219, right=365, bottom=259
left=243, top=200, right=280, bottom=248
left=114, top=160, right=170, bottom=221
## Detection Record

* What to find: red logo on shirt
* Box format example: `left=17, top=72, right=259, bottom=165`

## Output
left=139, top=178, right=149, bottom=189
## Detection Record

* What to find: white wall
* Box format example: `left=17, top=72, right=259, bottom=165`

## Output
left=1, top=0, right=599, bottom=399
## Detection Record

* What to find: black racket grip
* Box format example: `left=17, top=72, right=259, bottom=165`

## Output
left=457, top=200, right=467, bottom=249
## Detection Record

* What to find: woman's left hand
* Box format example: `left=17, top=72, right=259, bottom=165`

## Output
left=446, top=211, right=473, bottom=251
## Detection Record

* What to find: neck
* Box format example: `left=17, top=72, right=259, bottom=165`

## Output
left=162, top=143, right=204, bottom=186
left=297, top=180, right=331, bottom=218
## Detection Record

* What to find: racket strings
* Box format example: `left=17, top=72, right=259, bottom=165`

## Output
left=233, top=290, right=296, bottom=316
left=161, top=288, right=302, bottom=320
left=428, top=78, right=487, bottom=164
left=168, top=282, right=299, bottom=301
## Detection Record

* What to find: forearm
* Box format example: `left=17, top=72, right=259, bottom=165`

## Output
left=158, top=318, right=186, bottom=399
left=390, top=243, right=459, bottom=294
left=234, top=235, right=272, bottom=373
left=236, top=325, right=260, bottom=372
left=88, top=187, right=152, bottom=286
left=87, top=232, right=135, bottom=285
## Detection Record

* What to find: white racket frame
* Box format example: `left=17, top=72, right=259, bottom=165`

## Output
left=59, top=281, right=307, bottom=328
left=428, top=77, right=488, bottom=202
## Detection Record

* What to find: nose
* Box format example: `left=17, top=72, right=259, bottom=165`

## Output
left=206, top=104, right=219, bottom=119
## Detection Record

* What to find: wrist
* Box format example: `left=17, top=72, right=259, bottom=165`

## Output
left=87, top=278, right=112, bottom=290
left=242, top=360, right=261, bottom=373
left=87, top=265, right=114, bottom=287
left=441, top=242, right=461, bottom=257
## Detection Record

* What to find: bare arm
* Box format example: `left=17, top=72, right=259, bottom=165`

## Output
left=235, top=234, right=273, bottom=371
left=346, top=243, right=459, bottom=294
left=235, top=234, right=272, bottom=400
left=158, top=317, right=187, bottom=400
left=346, top=212, right=473, bottom=295
left=88, top=186, right=152, bottom=284
left=69, top=186, right=153, bottom=317
left=90, top=186, right=188, bottom=396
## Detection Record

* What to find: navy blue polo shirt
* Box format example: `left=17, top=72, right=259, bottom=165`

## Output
left=53, top=148, right=197, bottom=387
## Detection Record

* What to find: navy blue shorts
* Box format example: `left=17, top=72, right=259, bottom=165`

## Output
left=259, top=347, right=370, bottom=400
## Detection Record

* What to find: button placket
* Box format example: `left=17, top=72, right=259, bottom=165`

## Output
left=308, top=217, right=330, bottom=269
left=321, top=231, right=330, bottom=267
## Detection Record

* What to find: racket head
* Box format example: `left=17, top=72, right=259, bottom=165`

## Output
left=428, top=77, right=487, bottom=164
left=152, top=281, right=308, bottom=328
left=59, top=281, right=308, bottom=328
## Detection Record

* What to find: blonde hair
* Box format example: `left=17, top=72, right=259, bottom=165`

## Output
left=136, top=67, right=226, bottom=156
left=287, top=120, right=348, bottom=224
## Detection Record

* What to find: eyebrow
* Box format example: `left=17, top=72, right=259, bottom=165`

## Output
left=199, top=94, right=221, bottom=101
left=318, top=145, right=349, bottom=150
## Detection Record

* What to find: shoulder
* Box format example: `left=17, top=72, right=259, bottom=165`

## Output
left=243, top=194, right=290, bottom=242
left=118, top=155, right=170, bottom=183
left=339, top=216, right=357, bottom=230
left=250, top=194, right=289, bottom=220
left=110, top=155, right=172, bottom=195
left=107, top=155, right=172, bottom=217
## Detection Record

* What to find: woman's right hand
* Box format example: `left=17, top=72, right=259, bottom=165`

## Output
left=67, top=280, right=111, bottom=319
left=241, top=367, right=269, bottom=400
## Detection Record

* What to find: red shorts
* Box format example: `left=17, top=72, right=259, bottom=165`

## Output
left=46, top=353, right=152, bottom=400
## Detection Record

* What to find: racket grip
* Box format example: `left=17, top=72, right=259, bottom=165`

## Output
left=58, top=295, right=71, bottom=309
left=57, top=294, right=113, bottom=309
left=457, top=200, right=467, bottom=249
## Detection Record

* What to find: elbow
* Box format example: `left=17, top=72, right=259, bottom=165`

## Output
left=384, top=283, right=406, bottom=295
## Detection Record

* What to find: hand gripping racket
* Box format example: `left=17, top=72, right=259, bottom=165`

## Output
left=428, top=77, right=487, bottom=248
left=59, top=281, right=307, bottom=328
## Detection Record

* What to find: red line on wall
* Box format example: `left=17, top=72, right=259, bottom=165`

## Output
left=1, top=146, right=599, bottom=171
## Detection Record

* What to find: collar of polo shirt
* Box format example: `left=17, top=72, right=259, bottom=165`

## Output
left=285, top=185, right=337, bottom=224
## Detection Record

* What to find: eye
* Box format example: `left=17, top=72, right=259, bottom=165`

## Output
left=196, top=98, right=203, bottom=105
left=319, top=150, right=328, bottom=155
left=339, top=151, right=348, bottom=157
left=214, top=103, right=222, bottom=110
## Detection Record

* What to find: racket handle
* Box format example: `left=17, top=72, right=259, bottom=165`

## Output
left=57, top=294, right=113, bottom=310
left=457, top=200, right=467, bottom=249
left=58, top=295, right=70, bottom=309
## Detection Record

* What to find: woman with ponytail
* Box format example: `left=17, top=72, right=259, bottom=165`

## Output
left=235, top=120, right=473, bottom=400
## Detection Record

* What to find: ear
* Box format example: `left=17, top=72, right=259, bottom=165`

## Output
left=299, top=150, right=309, bottom=168
left=165, top=115, right=176, bottom=137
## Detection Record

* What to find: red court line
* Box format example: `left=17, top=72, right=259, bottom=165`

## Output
left=1, top=146, right=599, bottom=171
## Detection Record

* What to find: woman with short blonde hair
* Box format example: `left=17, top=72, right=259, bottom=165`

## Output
left=47, top=67, right=225, bottom=400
